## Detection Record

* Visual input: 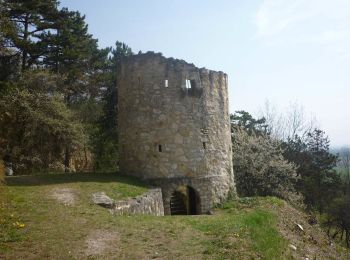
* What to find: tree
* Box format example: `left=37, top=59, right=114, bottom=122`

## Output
left=230, top=110, right=268, bottom=136
left=326, top=196, right=350, bottom=247
left=259, top=100, right=317, bottom=141
left=92, top=42, right=133, bottom=172
left=232, top=128, right=298, bottom=201
left=231, top=111, right=299, bottom=201
left=0, top=1, right=20, bottom=84
left=1, top=1, right=139, bottom=174
left=339, top=147, right=350, bottom=179
left=284, top=129, right=341, bottom=212
left=0, top=71, right=85, bottom=173
left=2, top=0, right=59, bottom=71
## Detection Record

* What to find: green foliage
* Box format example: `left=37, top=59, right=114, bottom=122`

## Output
left=2, top=0, right=59, bottom=71
left=0, top=71, right=86, bottom=173
left=0, top=1, right=134, bottom=173
left=326, top=196, right=350, bottom=247
left=230, top=110, right=268, bottom=136
left=283, top=129, right=341, bottom=212
left=336, top=147, right=350, bottom=195
left=0, top=2, right=20, bottom=83
left=92, top=42, right=133, bottom=172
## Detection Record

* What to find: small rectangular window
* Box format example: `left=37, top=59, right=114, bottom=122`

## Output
left=165, top=79, right=168, bottom=87
left=185, top=79, right=191, bottom=89
left=203, top=142, right=206, bottom=149
left=158, top=145, right=162, bottom=152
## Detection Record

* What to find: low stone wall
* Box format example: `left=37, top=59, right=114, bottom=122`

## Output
left=110, top=188, right=164, bottom=216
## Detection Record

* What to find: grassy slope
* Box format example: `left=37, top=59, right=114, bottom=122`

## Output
left=0, top=173, right=348, bottom=259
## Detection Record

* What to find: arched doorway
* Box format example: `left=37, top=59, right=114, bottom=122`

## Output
left=170, top=186, right=200, bottom=215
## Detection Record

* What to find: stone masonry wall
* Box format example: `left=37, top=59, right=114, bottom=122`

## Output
left=118, top=52, right=235, bottom=213
left=111, top=188, right=164, bottom=216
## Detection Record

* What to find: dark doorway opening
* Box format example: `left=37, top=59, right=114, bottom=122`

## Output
left=170, top=186, right=200, bottom=215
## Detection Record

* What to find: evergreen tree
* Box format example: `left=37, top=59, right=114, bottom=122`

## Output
left=2, top=0, right=59, bottom=71
left=44, top=8, right=101, bottom=102
left=0, top=0, right=20, bottom=83
left=283, top=129, right=341, bottom=212
left=230, top=110, right=268, bottom=136
left=92, top=42, right=133, bottom=171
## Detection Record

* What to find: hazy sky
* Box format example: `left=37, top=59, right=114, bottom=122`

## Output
left=60, top=0, right=350, bottom=147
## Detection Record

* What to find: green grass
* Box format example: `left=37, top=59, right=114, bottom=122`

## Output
left=0, top=173, right=289, bottom=259
left=185, top=197, right=287, bottom=259
left=5, top=172, right=148, bottom=200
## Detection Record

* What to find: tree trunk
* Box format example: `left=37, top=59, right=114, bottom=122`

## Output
left=21, top=14, right=29, bottom=72
left=64, top=146, right=70, bottom=172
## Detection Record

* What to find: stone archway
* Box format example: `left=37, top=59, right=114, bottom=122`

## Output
left=170, top=185, right=200, bottom=215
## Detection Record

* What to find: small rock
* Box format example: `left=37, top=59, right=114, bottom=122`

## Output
left=5, top=165, right=13, bottom=176
left=295, top=222, right=304, bottom=231
left=289, top=244, right=297, bottom=251
left=91, top=192, right=115, bottom=208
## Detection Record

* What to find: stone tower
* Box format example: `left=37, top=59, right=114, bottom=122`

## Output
left=118, top=52, right=235, bottom=215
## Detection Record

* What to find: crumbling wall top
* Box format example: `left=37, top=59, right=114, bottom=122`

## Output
left=123, top=51, right=227, bottom=77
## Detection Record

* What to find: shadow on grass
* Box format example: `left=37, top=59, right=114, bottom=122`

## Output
left=5, top=172, right=148, bottom=188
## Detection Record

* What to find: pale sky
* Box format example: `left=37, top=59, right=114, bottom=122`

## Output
left=60, top=0, right=350, bottom=147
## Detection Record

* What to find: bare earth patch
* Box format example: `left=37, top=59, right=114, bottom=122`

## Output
left=50, top=187, right=77, bottom=206
left=83, top=229, right=119, bottom=257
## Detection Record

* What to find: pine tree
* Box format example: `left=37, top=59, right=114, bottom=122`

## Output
left=92, top=42, right=133, bottom=171
left=2, top=0, right=59, bottom=71
left=284, top=129, right=341, bottom=212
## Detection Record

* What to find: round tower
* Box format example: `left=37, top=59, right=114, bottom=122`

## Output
left=118, top=52, right=235, bottom=214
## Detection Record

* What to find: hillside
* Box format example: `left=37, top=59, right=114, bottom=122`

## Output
left=1, top=173, right=349, bottom=259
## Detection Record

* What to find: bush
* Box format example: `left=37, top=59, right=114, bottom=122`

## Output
left=0, top=84, right=86, bottom=173
left=232, top=128, right=299, bottom=202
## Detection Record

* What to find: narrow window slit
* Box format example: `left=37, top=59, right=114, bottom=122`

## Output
left=203, top=142, right=206, bottom=149
left=165, top=79, right=168, bottom=87
left=185, top=79, right=192, bottom=89
left=158, top=145, right=162, bottom=152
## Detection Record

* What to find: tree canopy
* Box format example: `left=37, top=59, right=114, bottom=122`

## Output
left=0, top=0, right=132, bottom=173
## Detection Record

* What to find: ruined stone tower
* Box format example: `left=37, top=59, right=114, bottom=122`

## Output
left=118, top=52, right=235, bottom=215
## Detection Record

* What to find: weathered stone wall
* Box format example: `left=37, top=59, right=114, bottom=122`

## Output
left=111, top=188, right=164, bottom=216
left=118, top=52, right=235, bottom=213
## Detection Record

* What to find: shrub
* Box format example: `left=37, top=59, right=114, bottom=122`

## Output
left=0, top=84, right=86, bottom=173
left=232, top=128, right=299, bottom=202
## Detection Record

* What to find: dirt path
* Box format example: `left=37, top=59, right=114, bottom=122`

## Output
left=50, top=187, right=77, bottom=206
left=82, top=229, right=120, bottom=257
